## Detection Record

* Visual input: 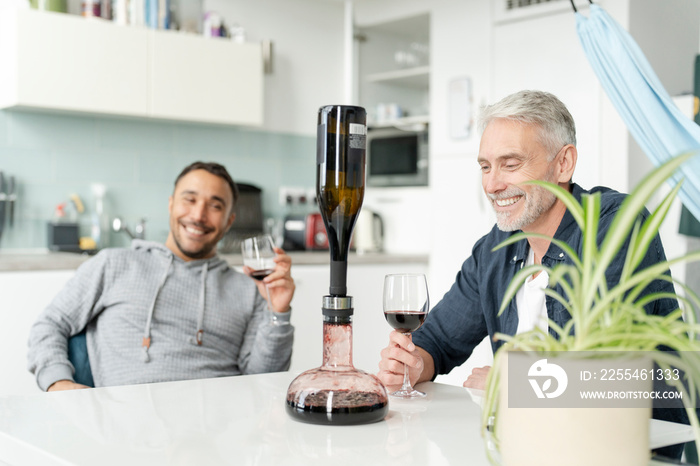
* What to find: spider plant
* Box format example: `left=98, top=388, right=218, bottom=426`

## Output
left=480, top=152, right=700, bottom=464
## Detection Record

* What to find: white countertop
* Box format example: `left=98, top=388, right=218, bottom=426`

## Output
left=0, top=372, right=490, bottom=466
left=0, top=372, right=693, bottom=466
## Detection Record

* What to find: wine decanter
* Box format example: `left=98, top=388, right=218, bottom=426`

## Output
left=285, top=105, right=389, bottom=425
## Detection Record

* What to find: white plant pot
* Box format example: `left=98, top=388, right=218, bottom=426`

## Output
left=496, top=351, right=652, bottom=466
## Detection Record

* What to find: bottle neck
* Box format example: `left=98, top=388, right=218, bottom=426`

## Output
left=321, top=315, right=353, bottom=369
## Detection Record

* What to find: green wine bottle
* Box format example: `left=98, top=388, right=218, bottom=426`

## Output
left=316, top=105, right=367, bottom=297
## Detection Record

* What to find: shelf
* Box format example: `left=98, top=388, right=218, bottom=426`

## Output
left=365, top=66, right=430, bottom=88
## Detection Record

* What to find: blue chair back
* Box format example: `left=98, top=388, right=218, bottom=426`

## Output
left=67, top=331, right=94, bottom=387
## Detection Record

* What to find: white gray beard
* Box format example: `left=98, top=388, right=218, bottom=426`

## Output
left=494, top=184, right=557, bottom=232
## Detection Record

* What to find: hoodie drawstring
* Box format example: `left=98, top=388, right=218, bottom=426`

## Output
left=142, top=255, right=173, bottom=362
left=190, top=261, right=208, bottom=346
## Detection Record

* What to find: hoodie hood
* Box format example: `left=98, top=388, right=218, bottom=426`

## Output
left=130, top=239, right=229, bottom=270
left=131, top=239, right=230, bottom=361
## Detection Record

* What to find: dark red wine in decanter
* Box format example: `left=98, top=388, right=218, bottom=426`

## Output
left=285, top=105, right=388, bottom=426
left=285, top=303, right=388, bottom=426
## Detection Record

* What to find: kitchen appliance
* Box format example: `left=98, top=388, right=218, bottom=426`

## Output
left=366, top=125, right=429, bottom=187
left=48, top=222, right=81, bottom=252
left=282, top=212, right=328, bottom=251
left=353, top=207, right=383, bottom=253
left=219, top=183, right=264, bottom=253
left=286, top=104, right=389, bottom=426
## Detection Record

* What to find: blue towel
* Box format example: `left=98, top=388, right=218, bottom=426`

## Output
left=576, top=5, right=700, bottom=222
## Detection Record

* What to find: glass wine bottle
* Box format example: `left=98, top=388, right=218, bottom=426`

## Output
left=316, top=105, right=365, bottom=297
left=286, top=105, right=389, bottom=426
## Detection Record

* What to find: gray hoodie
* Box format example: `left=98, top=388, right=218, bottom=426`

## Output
left=27, top=240, right=294, bottom=391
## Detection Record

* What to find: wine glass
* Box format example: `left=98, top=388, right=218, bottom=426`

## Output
left=383, top=273, right=430, bottom=398
left=241, top=235, right=277, bottom=309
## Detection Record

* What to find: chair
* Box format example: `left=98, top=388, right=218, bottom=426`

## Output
left=67, top=330, right=94, bottom=387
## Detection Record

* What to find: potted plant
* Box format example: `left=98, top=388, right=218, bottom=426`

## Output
left=481, top=152, right=700, bottom=465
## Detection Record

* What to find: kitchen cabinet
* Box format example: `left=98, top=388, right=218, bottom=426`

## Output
left=148, top=29, right=262, bottom=125
left=0, top=270, right=75, bottom=398
left=357, top=13, right=430, bottom=128
left=355, top=13, right=433, bottom=258
left=0, top=8, right=262, bottom=126
left=0, top=9, right=149, bottom=117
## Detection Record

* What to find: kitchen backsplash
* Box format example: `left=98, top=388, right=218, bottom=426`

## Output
left=0, top=109, right=315, bottom=250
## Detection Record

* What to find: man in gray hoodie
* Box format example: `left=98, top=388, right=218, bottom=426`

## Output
left=28, top=161, right=295, bottom=391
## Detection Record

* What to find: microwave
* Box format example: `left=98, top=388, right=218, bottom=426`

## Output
left=366, top=126, right=429, bottom=187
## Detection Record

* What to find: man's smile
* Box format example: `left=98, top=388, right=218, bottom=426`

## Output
left=181, top=222, right=212, bottom=237
left=495, top=195, right=523, bottom=207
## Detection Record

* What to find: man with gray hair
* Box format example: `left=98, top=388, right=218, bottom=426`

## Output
left=377, top=90, right=684, bottom=456
left=379, top=89, right=589, bottom=387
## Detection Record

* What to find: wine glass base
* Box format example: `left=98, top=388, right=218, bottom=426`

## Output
left=389, top=388, right=427, bottom=398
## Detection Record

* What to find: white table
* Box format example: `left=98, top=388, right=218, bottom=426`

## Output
left=0, top=372, right=490, bottom=466
left=0, top=372, right=693, bottom=466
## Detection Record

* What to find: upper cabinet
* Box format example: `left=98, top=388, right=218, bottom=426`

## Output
left=357, top=13, right=430, bottom=129
left=0, top=9, right=263, bottom=127
left=0, top=9, right=149, bottom=117
left=148, top=30, right=262, bottom=125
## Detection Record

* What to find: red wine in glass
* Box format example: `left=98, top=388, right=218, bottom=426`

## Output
left=383, top=310, right=427, bottom=333
left=250, top=269, right=274, bottom=281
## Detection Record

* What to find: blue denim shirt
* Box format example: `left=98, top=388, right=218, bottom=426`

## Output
left=413, top=183, right=676, bottom=376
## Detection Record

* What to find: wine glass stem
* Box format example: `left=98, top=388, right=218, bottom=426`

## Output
left=401, top=361, right=413, bottom=392
left=264, top=283, right=271, bottom=311
left=401, top=332, right=413, bottom=392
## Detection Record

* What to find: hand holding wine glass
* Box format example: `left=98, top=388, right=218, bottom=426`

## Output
left=241, top=235, right=276, bottom=280
left=383, top=273, right=430, bottom=398
left=241, top=235, right=295, bottom=315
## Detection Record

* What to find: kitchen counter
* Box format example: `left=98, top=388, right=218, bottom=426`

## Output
left=0, top=249, right=428, bottom=272
left=0, top=372, right=691, bottom=465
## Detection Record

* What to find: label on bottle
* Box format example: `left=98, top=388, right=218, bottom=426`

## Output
left=349, top=123, right=365, bottom=135
left=348, top=123, right=366, bottom=150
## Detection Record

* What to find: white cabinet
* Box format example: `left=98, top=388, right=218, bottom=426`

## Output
left=0, top=9, right=149, bottom=117
left=149, top=30, right=263, bottom=125
left=0, top=8, right=262, bottom=126
left=0, top=270, right=75, bottom=397
left=357, top=13, right=430, bottom=128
